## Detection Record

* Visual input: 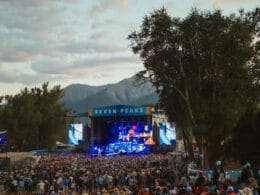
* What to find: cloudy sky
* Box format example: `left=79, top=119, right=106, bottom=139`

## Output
left=0, top=0, right=258, bottom=96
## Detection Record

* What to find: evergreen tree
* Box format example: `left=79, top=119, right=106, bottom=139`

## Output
left=0, top=83, right=67, bottom=151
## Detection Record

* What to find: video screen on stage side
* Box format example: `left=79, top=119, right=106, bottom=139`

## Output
left=68, top=123, right=83, bottom=145
left=0, top=134, right=6, bottom=145
left=158, top=122, right=176, bottom=145
left=106, top=120, right=155, bottom=145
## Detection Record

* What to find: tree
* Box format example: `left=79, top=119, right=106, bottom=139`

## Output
left=230, top=108, right=260, bottom=167
left=5, top=88, right=41, bottom=151
left=32, top=83, right=67, bottom=149
left=128, top=8, right=259, bottom=168
left=0, top=83, right=67, bottom=151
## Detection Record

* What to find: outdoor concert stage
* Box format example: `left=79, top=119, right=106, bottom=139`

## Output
left=87, top=105, right=157, bottom=155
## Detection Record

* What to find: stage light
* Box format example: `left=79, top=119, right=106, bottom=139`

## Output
left=0, top=135, right=6, bottom=144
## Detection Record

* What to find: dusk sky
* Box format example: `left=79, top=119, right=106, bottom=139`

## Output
left=0, top=0, right=258, bottom=96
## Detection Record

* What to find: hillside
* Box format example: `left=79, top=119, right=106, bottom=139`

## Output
left=60, top=76, right=159, bottom=113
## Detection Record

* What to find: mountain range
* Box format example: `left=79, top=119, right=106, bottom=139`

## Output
left=60, top=76, right=159, bottom=113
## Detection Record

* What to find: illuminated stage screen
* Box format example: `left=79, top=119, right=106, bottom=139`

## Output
left=158, top=122, right=176, bottom=145
left=68, top=123, right=83, bottom=145
left=91, top=119, right=154, bottom=155
left=106, top=120, right=154, bottom=144
left=0, top=134, right=6, bottom=145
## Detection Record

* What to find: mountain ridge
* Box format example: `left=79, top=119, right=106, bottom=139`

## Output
left=60, top=76, right=159, bottom=113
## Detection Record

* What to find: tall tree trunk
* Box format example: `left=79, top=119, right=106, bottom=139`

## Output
left=182, top=128, right=195, bottom=161
left=21, top=139, right=25, bottom=152
left=201, top=137, right=210, bottom=169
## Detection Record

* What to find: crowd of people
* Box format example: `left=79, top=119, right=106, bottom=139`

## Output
left=0, top=152, right=259, bottom=195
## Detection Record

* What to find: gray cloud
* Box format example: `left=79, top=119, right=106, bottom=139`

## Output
left=0, top=1, right=64, bottom=31
left=212, top=0, right=258, bottom=9
left=0, top=71, right=18, bottom=83
left=76, top=55, right=140, bottom=68
left=0, top=0, right=129, bottom=63
left=0, top=0, right=69, bottom=63
left=90, top=0, right=128, bottom=18
left=30, top=55, right=80, bottom=75
left=0, top=37, right=41, bottom=62
left=0, top=0, right=138, bottom=92
left=223, top=0, right=257, bottom=3
left=90, top=14, right=129, bottom=30
left=63, top=56, right=141, bottom=77
left=90, top=32, right=106, bottom=40
left=0, top=67, right=67, bottom=85
left=60, top=40, right=126, bottom=54
left=31, top=55, right=140, bottom=75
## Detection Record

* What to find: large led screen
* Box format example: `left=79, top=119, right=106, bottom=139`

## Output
left=68, top=123, right=83, bottom=145
left=159, top=122, right=176, bottom=145
left=103, top=120, right=154, bottom=154
left=106, top=120, right=155, bottom=145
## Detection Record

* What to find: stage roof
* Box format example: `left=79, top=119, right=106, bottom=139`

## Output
left=88, top=105, right=152, bottom=117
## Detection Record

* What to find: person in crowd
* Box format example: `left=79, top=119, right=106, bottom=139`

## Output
left=37, top=180, right=45, bottom=195
left=212, top=167, right=220, bottom=186
left=225, top=185, right=238, bottom=195
left=218, top=167, right=226, bottom=185
left=239, top=186, right=254, bottom=195
left=241, top=163, right=253, bottom=184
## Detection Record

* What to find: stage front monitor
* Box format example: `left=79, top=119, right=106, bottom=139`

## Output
left=159, top=122, right=176, bottom=145
left=68, top=123, right=83, bottom=145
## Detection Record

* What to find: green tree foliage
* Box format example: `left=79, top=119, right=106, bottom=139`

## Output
left=230, top=108, right=260, bottom=167
left=128, top=8, right=259, bottom=168
left=0, top=83, right=67, bottom=151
